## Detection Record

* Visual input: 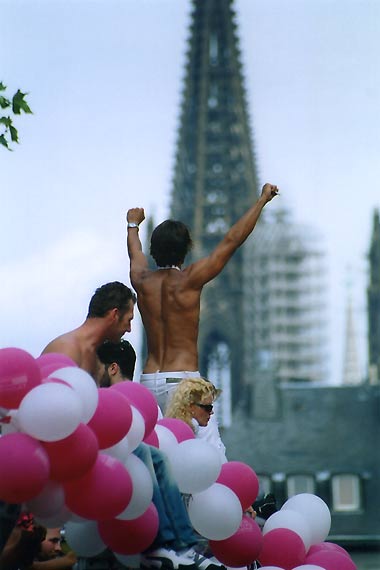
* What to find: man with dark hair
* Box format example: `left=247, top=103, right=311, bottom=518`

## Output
left=127, top=183, right=278, bottom=411
left=97, top=339, right=136, bottom=385
left=150, top=221, right=193, bottom=268
left=87, top=282, right=136, bottom=319
left=41, top=281, right=135, bottom=380
left=31, top=527, right=77, bottom=570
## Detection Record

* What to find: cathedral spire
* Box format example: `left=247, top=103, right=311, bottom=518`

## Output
left=342, top=291, right=362, bottom=385
left=169, top=0, right=260, bottom=407
left=367, top=209, right=380, bottom=384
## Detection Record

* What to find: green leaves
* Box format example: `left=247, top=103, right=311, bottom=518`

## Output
left=0, top=96, right=11, bottom=109
left=0, top=134, right=9, bottom=149
left=12, top=89, right=33, bottom=115
left=0, top=82, right=32, bottom=150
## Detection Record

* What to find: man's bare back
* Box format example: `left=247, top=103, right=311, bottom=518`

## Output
left=127, top=183, right=278, bottom=374
left=134, top=267, right=202, bottom=372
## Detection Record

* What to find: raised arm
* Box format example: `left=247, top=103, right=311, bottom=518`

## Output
left=31, top=551, right=77, bottom=570
left=187, top=183, right=278, bottom=288
left=126, top=208, right=149, bottom=287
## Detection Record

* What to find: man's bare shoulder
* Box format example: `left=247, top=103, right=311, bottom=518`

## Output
left=41, top=330, right=81, bottom=360
left=177, top=263, right=206, bottom=291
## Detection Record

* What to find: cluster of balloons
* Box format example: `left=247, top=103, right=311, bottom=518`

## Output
left=0, top=347, right=165, bottom=557
left=258, top=493, right=357, bottom=570
left=0, top=347, right=261, bottom=565
left=0, top=347, right=358, bottom=569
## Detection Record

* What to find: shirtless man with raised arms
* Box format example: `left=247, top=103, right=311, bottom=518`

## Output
left=127, top=182, right=278, bottom=411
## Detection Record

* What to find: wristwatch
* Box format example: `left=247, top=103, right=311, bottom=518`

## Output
left=127, top=222, right=139, bottom=229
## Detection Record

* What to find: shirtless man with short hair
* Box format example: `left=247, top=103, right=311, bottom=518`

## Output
left=127, top=182, right=278, bottom=410
left=41, top=281, right=135, bottom=379
left=41, top=286, right=213, bottom=570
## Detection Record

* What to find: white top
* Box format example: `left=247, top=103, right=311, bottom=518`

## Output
left=192, top=414, right=228, bottom=463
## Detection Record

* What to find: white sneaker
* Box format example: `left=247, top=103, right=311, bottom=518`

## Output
left=179, top=549, right=227, bottom=570
left=142, top=548, right=198, bottom=570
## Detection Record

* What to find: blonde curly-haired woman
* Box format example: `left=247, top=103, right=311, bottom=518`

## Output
left=165, top=377, right=227, bottom=463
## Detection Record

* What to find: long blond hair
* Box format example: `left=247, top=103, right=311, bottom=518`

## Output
left=165, top=377, right=220, bottom=431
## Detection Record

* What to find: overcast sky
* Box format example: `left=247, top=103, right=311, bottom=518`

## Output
left=1, top=0, right=379, bottom=384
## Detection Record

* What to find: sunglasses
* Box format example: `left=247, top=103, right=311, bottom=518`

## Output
left=194, top=403, right=213, bottom=413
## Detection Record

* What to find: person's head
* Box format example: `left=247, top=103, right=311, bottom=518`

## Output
left=97, top=340, right=136, bottom=386
left=165, top=377, right=220, bottom=429
left=87, top=282, right=136, bottom=341
left=38, top=528, right=63, bottom=560
left=150, top=220, right=193, bottom=267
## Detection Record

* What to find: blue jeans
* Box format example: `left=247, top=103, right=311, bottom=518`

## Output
left=75, top=444, right=199, bottom=570
left=134, top=443, right=198, bottom=551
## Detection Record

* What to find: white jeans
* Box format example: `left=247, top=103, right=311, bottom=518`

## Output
left=140, top=371, right=201, bottom=413
left=140, top=371, right=228, bottom=463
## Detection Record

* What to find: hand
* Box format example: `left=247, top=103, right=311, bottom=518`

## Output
left=244, top=506, right=257, bottom=518
left=127, top=207, right=145, bottom=225
left=261, top=183, right=279, bottom=202
left=61, top=551, right=77, bottom=565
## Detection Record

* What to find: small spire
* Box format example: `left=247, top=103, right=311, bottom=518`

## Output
left=342, top=268, right=362, bottom=385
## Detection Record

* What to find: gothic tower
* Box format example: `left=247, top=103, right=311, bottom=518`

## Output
left=367, top=209, right=380, bottom=384
left=342, top=294, right=362, bottom=385
left=169, top=0, right=260, bottom=408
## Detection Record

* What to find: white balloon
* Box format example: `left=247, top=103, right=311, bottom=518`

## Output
left=124, top=406, right=145, bottom=452
left=18, top=383, right=82, bottom=441
left=103, top=435, right=130, bottom=461
left=293, top=565, right=326, bottom=570
left=167, top=439, right=222, bottom=494
left=113, top=552, right=141, bottom=568
left=116, top=454, right=153, bottom=520
left=282, top=493, right=331, bottom=545
left=26, top=480, right=65, bottom=518
left=155, top=424, right=178, bottom=454
left=65, top=520, right=106, bottom=557
left=263, top=509, right=312, bottom=551
left=49, top=366, right=99, bottom=423
left=188, top=483, right=242, bottom=540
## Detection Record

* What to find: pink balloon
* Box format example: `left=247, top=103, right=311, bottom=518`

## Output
left=64, top=454, right=133, bottom=520
left=306, top=550, right=357, bottom=570
left=308, top=541, right=351, bottom=559
left=259, top=528, right=306, bottom=570
left=0, top=433, right=50, bottom=502
left=157, top=418, right=195, bottom=442
left=210, top=515, right=263, bottom=567
left=42, top=423, right=99, bottom=481
left=111, top=382, right=158, bottom=438
left=87, top=388, right=133, bottom=449
left=143, top=429, right=160, bottom=448
left=0, top=347, right=41, bottom=409
left=98, top=502, right=159, bottom=554
left=216, top=461, right=259, bottom=510
left=35, top=353, right=78, bottom=378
